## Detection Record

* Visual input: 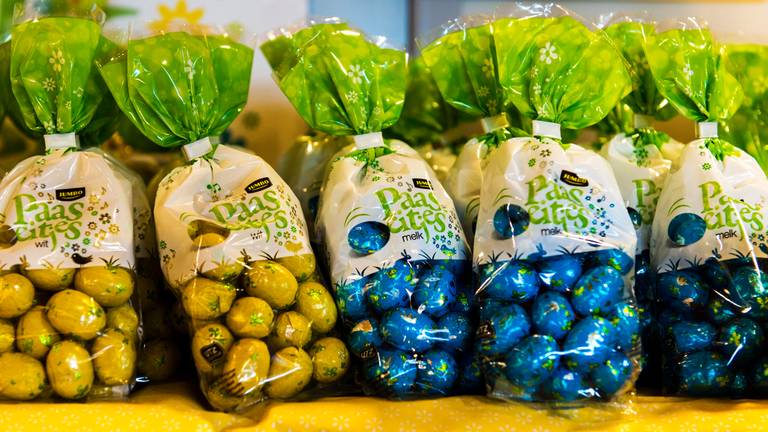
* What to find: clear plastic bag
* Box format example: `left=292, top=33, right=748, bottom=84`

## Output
left=0, top=15, right=140, bottom=401
left=272, top=21, right=480, bottom=398
left=471, top=8, right=642, bottom=402
left=101, top=29, right=351, bottom=412
left=643, top=21, right=768, bottom=397
left=598, top=16, right=685, bottom=384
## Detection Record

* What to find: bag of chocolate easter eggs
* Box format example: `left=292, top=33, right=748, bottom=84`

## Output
left=273, top=22, right=479, bottom=397
left=599, top=17, right=684, bottom=383
left=472, top=9, right=643, bottom=402
left=721, top=42, right=768, bottom=173
left=644, top=22, right=768, bottom=397
left=421, top=17, right=527, bottom=241
left=0, top=15, right=141, bottom=401
left=101, top=30, right=352, bottom=411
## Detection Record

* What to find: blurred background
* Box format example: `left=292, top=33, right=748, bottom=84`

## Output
left=0, top=0, right=765, bottom=168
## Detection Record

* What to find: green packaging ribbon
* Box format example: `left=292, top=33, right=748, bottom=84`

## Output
left=100, top=32, right=254, bottom=148
left=495, top=16, right=631, bottom=131
left=10, top=17, right=115, bottom=137
left=268, top=23, right=406, bottom=137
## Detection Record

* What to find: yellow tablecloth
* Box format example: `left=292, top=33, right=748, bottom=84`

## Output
left=2, top=381, right=768, bottom=431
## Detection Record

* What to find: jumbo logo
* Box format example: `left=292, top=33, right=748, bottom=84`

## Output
left=245, top=177, right=272, bottom=194
left=55, top=187, right=85, bottom=201
left=560, top=170, right=589, bottom=187
left=413, top=178, right=433, bottom=190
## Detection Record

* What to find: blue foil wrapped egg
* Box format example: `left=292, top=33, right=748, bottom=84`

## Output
left=731, top=373, right=748, bottom=397
left=365, top=349, right=417, bottom=397
left=706, top=297, right=738, bottom=324
left=563, top=316, right=616, bottom=371
left=667, top=212, right=707, bottom=246
left=451, top=289, right=472, bottom=314
left=669, top=321, right=716, bottom=353
left=531, top=291, right=575, bottom=340
left=436, top=312, right=472, bottom=353
left=730, top=266, right=768, bottom=319
left=678, top=351, right=731, bottom=396
left=477, top=304, right=531, bottom=356
left=336, top=277, right=370, bottom=322
left=504, top=335, right=560, bottom=388
left=480, top=261, right=539, bottom=302
left=415, top=349, right=458, bottom=395
left=571, top=265, right=624, bottom=316
left=537, top=255, right=583, bottom=293
left=367, top=260, right=414, bottom=314
left=348, top=221, right=390, bottom=255
left=493, top=204, right=530, bottom=239
left=478, top=298, right=510, bottom=322
left=591, top=351, right=633, bottom=398
left=590, top=249, right=633, bottom=275
left=381, top=308, right=436, bottom=353
left=413, top=266, right=457, bottom=318
left=606, top=301, right=641, bottom=351
left=349, top=318, right=383, bottom=359
left=716, top=317, right=765, bottom=366
left=541, top=368, right=586, bottom=402
left=702, top=258, right=730, bottom=288
left=656, top=271, right=709, bottom=314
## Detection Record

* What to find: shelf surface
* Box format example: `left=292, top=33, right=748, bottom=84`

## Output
left=2, top=381, right=768, bottom=431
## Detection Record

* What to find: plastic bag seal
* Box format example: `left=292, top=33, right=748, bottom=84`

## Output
left=696, top=121, right=719, bottom=138
left=43, top=133, right=80, bottom=150
left=353, top=131, right=385, bottom=150
left=181, top=136, right=219, bottom=160
left=531, top=120, right=561, bottom=139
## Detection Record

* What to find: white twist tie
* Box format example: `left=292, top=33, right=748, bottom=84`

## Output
left=182, top=137, right=216, bottom=160
left=532, top=120, right=561, bottom=140
left=353, top=132, right=385, bottom=150
left=44, top=133, right=79, bottom=150
left=696, top=122, right=718, bottom=138
left=480, top=113, right=510, bottom=133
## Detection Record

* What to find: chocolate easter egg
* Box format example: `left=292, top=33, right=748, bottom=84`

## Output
left=436, top=312, right=472, bottom=353
left=531, top=291, right=575, bottom=340
left=480, top=261, right=539, bottom=302
left=477, top=304, right=531, bottom=356
left=606, top=301, right=640, bottom=351
left=571, top=265, right=623, bottom=315
left=381, top=308, right=436, bottom=353
left=348, top=221, right=390, bottom=255
left=349, top=318, right=382, bottom=359
left=750, top=357, right=768, bottom=395
left=537, top=255, right=583, bottom=293
left=455, top=350, right=483, bottom=393
left=413, top=266, right=457, bottom=318
left=591, top=351, right=633, bottom=398
left=667, top=213, right=706, bottom=246
left=716, top=318, right=765, bottom=366
left=730, top=266, right=768, bottom=319
left=563, top=317, right=616, bottom=371
left=706, top=297, right=738, bottom=324
left=415, top=349, right=458, bottom=395
left=504, top=335, right=559, bottom=388
left=657, top=271, right=709, bottom=314
left=365, top=349, right=417, bottom=397
left=493, top=204, right=530, bottom=239
left=335, top=277, right=369, bottom=322
left=541, top=368, right=586, bottom=401
left=590, top=249, right=633, bottom=275
left=669, top=321, right=716, bottom=353
left=368, top=261, right=414, bottom=314
left=678, top=351, right=730, bottom=396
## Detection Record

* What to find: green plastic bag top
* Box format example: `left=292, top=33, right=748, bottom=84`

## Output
left=385, top=56, right=468, bottom=147
left=421, top=21, right=504, bottom=119
left=99, top=32, right=254, bottom=148
left=273, top=23, right=406, bottom=136
left=644, top=26, right=742, bottom=124
left=605, top=21, right=675, bottom=121
left=10, top=17, right=113, bottom=136
left=495, top=16, right=631, bottom=130
left=721, top=43, right=768, bottom=170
